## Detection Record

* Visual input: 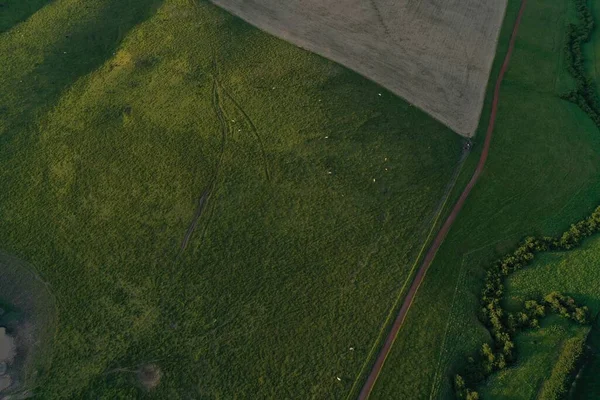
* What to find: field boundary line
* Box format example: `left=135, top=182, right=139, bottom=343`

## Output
left=345, top=145, right=470, bottom=400
left=428, top=251, right=468, bottom=399
left=425, top=173, right=591, bottom=396
left=592, top=0, right=600, bottom=89
left=356, top=0, right=528, bottom=397
left=553, top=0, right=569, bottom=93
left=426, top=229, right=530, bottom=398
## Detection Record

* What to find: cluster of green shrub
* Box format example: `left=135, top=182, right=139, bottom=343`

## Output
left=538, top=335, right=588, bottom=400
left=544, top=292, right=589, bottom=324
left=453, top=206, right=600, bottom=399
left=560, top=0, right=600, bottom=126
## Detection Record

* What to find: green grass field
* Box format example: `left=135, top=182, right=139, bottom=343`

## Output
left=369, top=0, right=600, bottom=398
left=505, top=237, right=600, bottom=314
left=587, top=0, right=600, bottom=93
left=480, top=316, right=588, bottom=400
left=501, top=235, right=600, bottom=399
left=0, top=0, right=465, bottom=397
left=0, top=0, right=50, bottom=33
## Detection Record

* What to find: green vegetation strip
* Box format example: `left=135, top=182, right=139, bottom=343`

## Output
left=456, top=1, right=600, bottom=398
left=0, top=0, right=51, bottom=33
left=538, top=333, right=588, bottom=400
left=561, top=0, right=600, bottom=125
left=369, top=0, right=600, bottom=397
left=500, top=235, right=600, bottom=399
left=480, top=317, right=589, bottom=400
left=454, top=207, right=600, bottom=398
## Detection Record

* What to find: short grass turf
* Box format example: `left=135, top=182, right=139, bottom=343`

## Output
left=369, top=0, right=600, bottom=398
left=0, top=0, right=463, bottom=397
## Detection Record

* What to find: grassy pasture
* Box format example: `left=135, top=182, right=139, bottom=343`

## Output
left=0, top=0, right=51, bottom=33
left=505, top=237, right=600, bottom=314
left=369, top=0, right=600, bottom=398
left=480, top=316, right=588, bottom=400
left=502, top=235, right=600, bottom=399
left=0, top=0, right=463, bottom=397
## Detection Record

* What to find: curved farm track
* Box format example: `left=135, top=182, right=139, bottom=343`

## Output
left=357, top=0, right=528, bottom=398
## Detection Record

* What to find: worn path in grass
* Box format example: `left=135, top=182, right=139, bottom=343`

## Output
left=0, top=0, right=465, bottom=396
left=357, top=1, right=528, bottom=397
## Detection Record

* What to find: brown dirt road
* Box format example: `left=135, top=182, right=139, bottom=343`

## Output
left=357, top=0, right=528, bottom=398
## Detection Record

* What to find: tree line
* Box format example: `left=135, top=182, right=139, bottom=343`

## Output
left=561, top=0, right=600, bottom=127
left=538, top=334, right=588, bottom=400
left=454, top=1, right=600, bottom=397
left=453, top=205, right=600, bottom=399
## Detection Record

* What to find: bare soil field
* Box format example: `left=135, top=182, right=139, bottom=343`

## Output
left=211, top=0, right=508, bottom=136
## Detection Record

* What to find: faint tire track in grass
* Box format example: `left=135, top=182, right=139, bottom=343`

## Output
left=368, top=0, right=391, bottom=38
left=552, top=0, right=568, bottom=93
left=180, top=74, right=229, bottom=252
left=221, top=87, right=271, bottom=182
left=180, top=188, right=211, bottom=251
left=427, top=254, right=468, bottom=400
left=427, top=232, right=519, bottom=399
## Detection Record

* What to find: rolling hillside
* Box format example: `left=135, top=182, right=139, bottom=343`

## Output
left=0, top=0, right=464, bottom=397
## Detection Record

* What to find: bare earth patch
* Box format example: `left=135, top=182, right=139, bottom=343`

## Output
left=0, top=328, right=15, bottom=364
left=137, top=364, right=161, bottom=391
left=210, top=0, right=508, bottom=136
left=0, top=252, right=56, bottom=397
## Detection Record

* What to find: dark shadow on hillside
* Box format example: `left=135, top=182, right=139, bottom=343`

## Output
left=0, top=251, right=56, bottom=396
left=0, top=0, right=163, bottom=146
left=0, top=0, right=52, bottom=34
left=572, top=316, right=600, bottom=398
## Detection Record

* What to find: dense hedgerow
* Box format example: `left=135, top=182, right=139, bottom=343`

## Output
left=538, top=335, right=588, bottom=400
left=454, top=206, right=600, bottom=399
left=561, top=0, right=600, bottom=126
